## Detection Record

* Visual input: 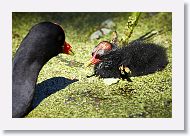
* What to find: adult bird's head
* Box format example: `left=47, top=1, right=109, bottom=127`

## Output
left=86, top=41, right=117, bottom=66
left=26, top=22, right=74, bottom=58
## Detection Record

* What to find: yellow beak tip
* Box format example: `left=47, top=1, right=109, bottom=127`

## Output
left=68, top=50, right=75, bottom=56
left=84, top=61, right=92, bottom=67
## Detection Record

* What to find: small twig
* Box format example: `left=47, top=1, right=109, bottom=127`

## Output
left=86, top=73, right=96, bottom=78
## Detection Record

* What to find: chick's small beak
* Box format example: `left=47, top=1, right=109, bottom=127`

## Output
left=63, top=41, right=74, bottom=55
left=85, top=55, right=100, bottom=67
left=85, top=60, right=93, bottom=67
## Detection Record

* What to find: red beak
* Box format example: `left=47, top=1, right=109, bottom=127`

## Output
left=63, top=41, right=74, bottom=55
left=85, top=52, right=100, bottom=67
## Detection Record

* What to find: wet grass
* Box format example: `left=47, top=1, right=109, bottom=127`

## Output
left=12, top=12, right=172, bottom=118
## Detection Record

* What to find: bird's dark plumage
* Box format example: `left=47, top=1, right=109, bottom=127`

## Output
left=90, top=40, right=168, bottom=79
left=12, top=22, right=73, bottom=118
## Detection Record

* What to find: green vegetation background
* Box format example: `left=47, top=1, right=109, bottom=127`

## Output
left=12, top=12, right=172, bottom=118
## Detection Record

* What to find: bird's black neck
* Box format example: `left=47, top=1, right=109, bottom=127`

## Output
left=12, top=49, right=50, bottom=118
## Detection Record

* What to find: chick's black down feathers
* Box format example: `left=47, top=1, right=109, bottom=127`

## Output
left=94, top=41, right=168, bottom=78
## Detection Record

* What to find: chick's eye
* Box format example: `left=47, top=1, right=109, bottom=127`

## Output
left=95, top=54, right=100, bottom=59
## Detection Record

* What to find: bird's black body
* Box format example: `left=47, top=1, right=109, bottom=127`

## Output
left=12, top=22, right=68, bottom=118
left=93, top=41, right=168, bottom=78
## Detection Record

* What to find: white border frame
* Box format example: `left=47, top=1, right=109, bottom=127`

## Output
left=0, top=0, right=184, bottom=130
